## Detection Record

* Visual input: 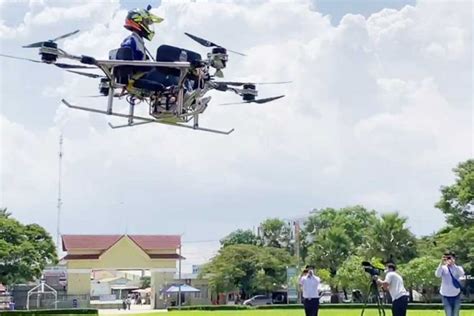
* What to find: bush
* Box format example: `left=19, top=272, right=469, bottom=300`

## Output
left=0, top=309, right=98, bottom=316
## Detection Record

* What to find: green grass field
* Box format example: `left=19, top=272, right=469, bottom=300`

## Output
left=120, top=310, right=474, bottom=316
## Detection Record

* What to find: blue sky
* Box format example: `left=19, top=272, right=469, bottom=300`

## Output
left=313, top=0, right=416, bottom=24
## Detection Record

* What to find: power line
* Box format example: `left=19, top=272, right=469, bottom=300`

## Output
left=181, top=239, right=220, bottom=244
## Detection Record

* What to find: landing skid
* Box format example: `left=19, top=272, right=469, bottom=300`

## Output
left=61, top=99, right=234, bottom=135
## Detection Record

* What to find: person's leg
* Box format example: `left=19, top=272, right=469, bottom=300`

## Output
left=313, top=298, right=320, bottom=316
left=442, top=296, right=453, bottom=316
left=398, top=296, right=408, bottom=316
left=142, top=69, right=178, bottom=87
left=303, top=299, right=310, bottom=316
left=452, top=295, right=461, bottom=316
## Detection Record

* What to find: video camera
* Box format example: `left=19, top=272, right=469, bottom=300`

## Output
left=361, top=261, right=382, bottom=276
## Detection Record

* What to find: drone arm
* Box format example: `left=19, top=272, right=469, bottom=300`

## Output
left=209, top=82, right=244, bottom=95
left=94, top=60, right=191, bottom=69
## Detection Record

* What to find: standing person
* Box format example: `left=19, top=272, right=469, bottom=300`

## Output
left=299, top=267, right=309, bottom=300
left=299, top=265, right=320, bottom=316
left=126, top=296, right=131, bottom=310
left=435, top=252, right=465, bottom=316
left=376, top=262, right=409, bottom=316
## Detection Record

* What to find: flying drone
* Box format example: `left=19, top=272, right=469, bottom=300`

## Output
left=0, top=13, right=288, bottom=135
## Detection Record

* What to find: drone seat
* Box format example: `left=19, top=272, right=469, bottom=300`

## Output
left=155, top=45, right=202, bottom=78
left=109, top=47, right=135, bottom=85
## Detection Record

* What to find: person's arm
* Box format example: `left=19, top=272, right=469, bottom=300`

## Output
left=435, top=258, right=445, bottom=278
left=299, top=276, right=304, bottom=296
left=121, top=35, right=144, bottom=60
left=453, top=265, right=465, bottom=278
left=376, top=273, right=391, bottom=291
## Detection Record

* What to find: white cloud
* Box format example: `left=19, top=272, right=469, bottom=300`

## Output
left=0, top=0, right=472, bottom=271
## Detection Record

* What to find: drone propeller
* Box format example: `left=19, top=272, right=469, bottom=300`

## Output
left=0, top=53, right=96, bottom=69
left=220, top=95, right=285, bottom=106
left=54, top=63, right=96, bottom=69
left=80, top=94, right=121, bottom=98
left=0, top=53, right=41, bottom=63
left=23, top=29, right=80, bottom=48
left=66, top=70, right=105, bottom=79
left=216, top=81, right=292, bottom=87
left=184, top=32, right=245, bottom=56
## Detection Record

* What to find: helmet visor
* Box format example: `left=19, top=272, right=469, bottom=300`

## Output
left=148, top=13, right=164, bottom=24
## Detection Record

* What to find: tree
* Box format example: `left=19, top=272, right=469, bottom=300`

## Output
left=301, top=206, right=379, bottom=301
left=140, top=276, right=150, bottom=289
left=220, top=229, right=258, bottom=248
left=302, top=206, right=377, bottom=262
left=258, top=218, right=292, bottom=252
left=0, top=214, right=57, bottom=285
left=306, top=226, right=352, bottom=277
left=202, top=244, right=293, bottom=299
left=399, top=256, right=440, bottom=303
left=436, top=159, right=474, bottom=227
left=362, top=212, right=417, bottom=264
left=337, top=206, right=378, bottom=247
left=0, top=208, right=11, bottom=218
left=336, top=255, right=371, bottom=293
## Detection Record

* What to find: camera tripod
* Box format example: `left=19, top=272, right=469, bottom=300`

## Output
left=360, top=278, right=385, bottom=316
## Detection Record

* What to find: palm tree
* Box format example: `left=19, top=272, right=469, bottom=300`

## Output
left=0, top=208, right=11, bottom=218
left=364, top=212, right=417, bottom=264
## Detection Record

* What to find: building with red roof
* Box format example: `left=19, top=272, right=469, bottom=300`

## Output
left=62, top=234, right=183, bottom=309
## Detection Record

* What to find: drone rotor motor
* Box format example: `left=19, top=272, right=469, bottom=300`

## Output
left=99, top=78, right=110, bottom=96
left=39, top=41, right=59, bottom=64
left=242, top=83, right=256, bottom=101
left=208, top=47, right=228, bottom=72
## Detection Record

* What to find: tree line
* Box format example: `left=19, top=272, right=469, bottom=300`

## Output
left=0, top=159, right=472, bottom=302
left=202, top=159, right=474, bottom=302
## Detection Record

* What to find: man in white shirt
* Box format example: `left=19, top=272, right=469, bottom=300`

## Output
left=376, top=262, right=409, bottom=316
left=299, top=265, right=320, bottom=316
left=435, top=252, right=465, bottom=316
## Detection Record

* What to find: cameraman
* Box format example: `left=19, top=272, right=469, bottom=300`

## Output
left=375, top=262, right=409, bottom=316
left=435, top=252, right=465, bottom=316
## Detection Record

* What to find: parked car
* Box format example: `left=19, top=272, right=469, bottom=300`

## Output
left=243, top=295, right=272, bottom=306
left=319, top=291, right=331, bottom=303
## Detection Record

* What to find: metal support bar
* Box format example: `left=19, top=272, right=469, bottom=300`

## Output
left=62, top=99, right=234, bottom=135
left=176, top=69, right=188, bottom=116
left=108, top=121, right=154, bottom=129
left=106, top=86, right=114, bottom=114
left=128, top=100, right=135, bottom=125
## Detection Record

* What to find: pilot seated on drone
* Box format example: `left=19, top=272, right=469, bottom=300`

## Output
left=118, top=8, right=178, bottom=91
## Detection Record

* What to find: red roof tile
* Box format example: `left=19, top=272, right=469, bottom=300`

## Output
left=128, top=235, right=181, bottom=250
left=62, top=234, right=181, bottom=251
left=62, top=235, right=122, bottom=251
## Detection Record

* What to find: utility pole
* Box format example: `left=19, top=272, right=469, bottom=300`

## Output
left=178, top=242, right=182, bottom=308
left=294, top=220, right=301, bottom=267
left=56, top=134, right=63, bottom=257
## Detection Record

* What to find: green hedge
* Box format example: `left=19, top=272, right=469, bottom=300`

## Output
left=257, top=303, right=474, bottom=310
left=0, top=309, right=98, bottom=316
left=168, top=303, right=474, bottom=311
left=168, top=305, right=250, bottom=311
